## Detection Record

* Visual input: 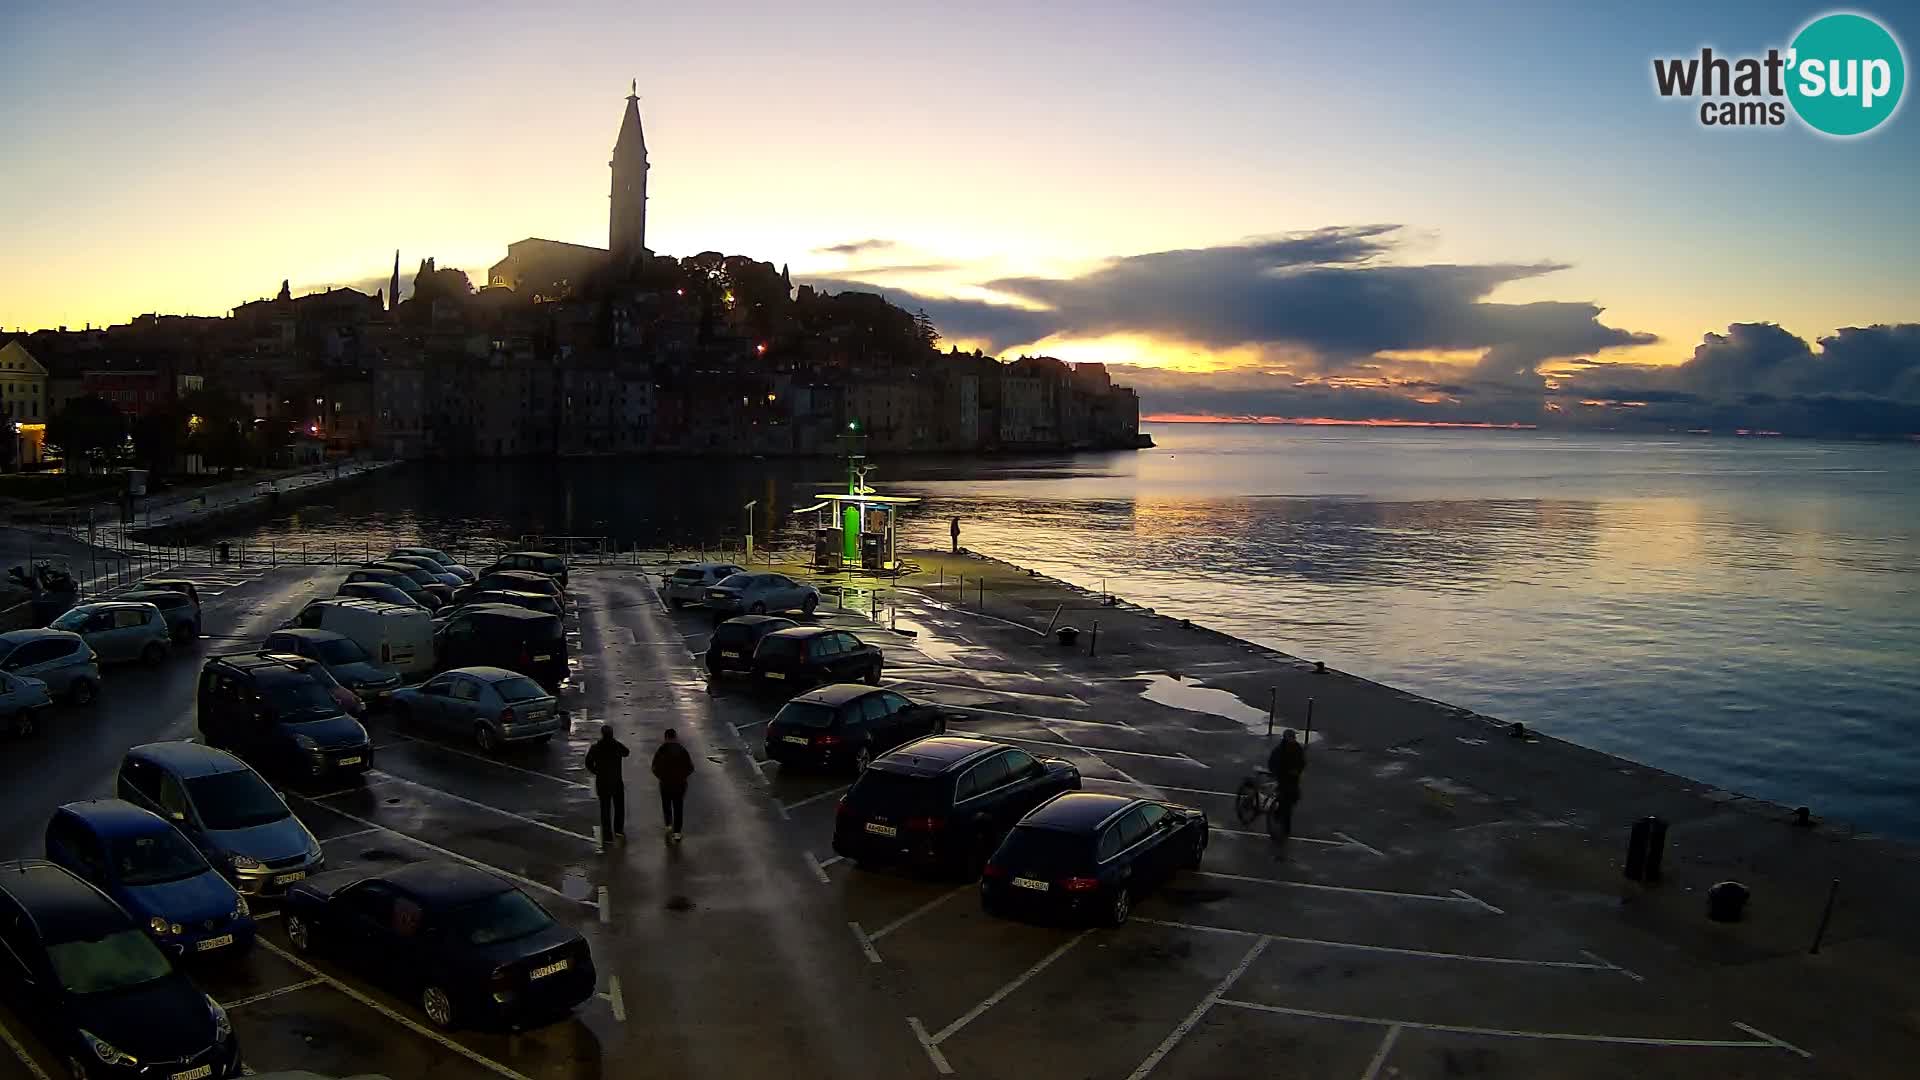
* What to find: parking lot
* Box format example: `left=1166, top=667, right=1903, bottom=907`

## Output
left=0, top=561, right=1835, bottom=1078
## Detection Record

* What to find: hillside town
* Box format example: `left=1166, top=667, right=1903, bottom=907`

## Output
left=0, top=86, right=1143, bottom=474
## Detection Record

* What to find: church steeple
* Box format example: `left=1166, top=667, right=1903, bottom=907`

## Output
left=610, top=80, right=649, bottom=269
left=388, top=250, right=400, bottom=312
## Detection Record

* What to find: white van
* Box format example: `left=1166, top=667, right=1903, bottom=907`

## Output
left=282, top=598, right=435, bottom=676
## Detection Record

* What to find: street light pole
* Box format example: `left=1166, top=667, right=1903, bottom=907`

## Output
left=743, top=500, right=758, bottom=564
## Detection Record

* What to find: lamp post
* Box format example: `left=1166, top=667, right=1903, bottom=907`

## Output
left=743, top=499, right=758, bottom=564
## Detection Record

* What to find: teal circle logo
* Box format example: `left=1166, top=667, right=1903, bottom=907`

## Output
left=1787, top=13, right=1906, bottom=136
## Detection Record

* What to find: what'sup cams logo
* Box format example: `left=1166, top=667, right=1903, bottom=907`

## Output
left=1653, top=11, right=1905, bottom=136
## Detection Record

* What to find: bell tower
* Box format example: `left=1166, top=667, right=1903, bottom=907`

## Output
left=610, top=80, right=649, bottom=269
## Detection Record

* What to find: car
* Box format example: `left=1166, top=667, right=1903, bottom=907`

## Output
left=831, top=737, right=1082, bottom=877
left=197, top=654, right=374, bottom=781
left=752, top=626, right=882, bottom=691
left=344, top=567, right=443, bottom=610
left=0, top=859, right=242, bottom=1079
left=764, top=685, right=947, bottom=772
left=460, top=571, right=564, bottom=605
left=46, top=601, right=171, bottom=665
left=141, top=578, right=203, bottom=612
left=479, top=551, right=568, bottom=589
left=284, top=598, right=437, bottom=677
left=0, top=628, right=101, bottom=706
left=439, top=589, right=563, bottom=619
left=366, top=562, right=454, bottom=606
left=119, top=588, right=200, bottom=644
left=435, top=604, right=568, bottom=689
left=337, top=580, right=426, bottom=609
left=705, top=572, right=818, bottom=618
left=390, top=546, right=475, bottom=583
left=663, top=562, right=745, bottom=608
left=389, top=667, right=562, bottom=753
left=0, top=670, right=53, bottom=737
left=706, top=614, right=795, bottom=677
left=116, top=743, right=326, bottom=897
left=980, top=792, right=1208, bottom=927
left=385, top=555, right=463, bottom=588
left=262, top=628, right=403, bottom=706
left=283, top=860, right=595, bottom=1031
left=44, top=799, right=256, bottom=958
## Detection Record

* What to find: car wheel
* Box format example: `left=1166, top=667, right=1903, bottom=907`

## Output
left=864, top=663, right=882, bottom=686
left=852, top=745, right=872, bottom=773
left=932, top=717, right=947, bottom=735
left=749, top=602, right=767, bottom=615
left=8, top=712, right=35, bottom=738
left=422, top=985, right=456, bottom=1030
left=172, top=623, right=195, bottom=645
left=141, top=642, right=166, bottom=665
left=1108, top=888, right=1132, bottom=927
left=1185, top=829, right=1207, bottom=870
left=285, top=913, right=313, bottom=954
left=68, top=679, right=98, bottom=707
left=475, top=724, right=498, bottom=754
left=802, top=595, right=818, bottom=616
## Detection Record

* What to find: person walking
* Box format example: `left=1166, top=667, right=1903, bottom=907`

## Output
left=585, top=725, right=630, bottom=849
left=1265, top=728, right=1306, bottom=838
left=652, top=728, right=696, bottom=843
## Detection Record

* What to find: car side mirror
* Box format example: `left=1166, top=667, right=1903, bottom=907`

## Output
left=169, top=811, right=187, bottom=823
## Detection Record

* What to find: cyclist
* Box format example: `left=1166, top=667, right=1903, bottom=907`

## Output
left=1265, top=729, right=1306, bottom=837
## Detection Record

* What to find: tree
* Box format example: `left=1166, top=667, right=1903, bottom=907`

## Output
left=45, top=394, right=127, bottom=471
left=132, top=408, right=183, bottom=477
left=914, top=308, right=941, bottom=352
left=178, top=388, right=255, bottom=473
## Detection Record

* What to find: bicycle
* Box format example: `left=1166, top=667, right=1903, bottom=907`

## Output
left=1234, top=769, right=1292, bottom=839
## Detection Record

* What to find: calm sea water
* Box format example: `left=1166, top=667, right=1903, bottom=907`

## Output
left=221, top=426, right=1920, bottom=839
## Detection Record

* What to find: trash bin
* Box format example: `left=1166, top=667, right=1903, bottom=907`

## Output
left=1056, top=626, right=1080, bottom=646
left=1707, top=880, right=1750, bottom=922
left=217, top=542, right=231, bottom=564
left=1624, top=816, right=1669, bottom=883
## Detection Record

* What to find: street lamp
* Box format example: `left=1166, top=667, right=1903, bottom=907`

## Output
left=743, top=500, right=758, bottom=564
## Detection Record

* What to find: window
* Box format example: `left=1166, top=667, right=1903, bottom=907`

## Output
left=1097, top=824, right=1126, bottom=861
left=959, top=755, right=1010, bottom=801
left=1110, top=808, right=1151, bottom=853
left=158, top=773, right=195, bottom=823
left=47, top=930, right=172, bottom=995
left=119, top=759, right=161, bottom=802
left=450, top=678, right=480, bottom=702
left=423, top=675, right=455, bottom=696
left=112, top=830, right=206, bottom=886
left=879, top=692, right=913, bottom=715
left=1000, top=749, right=1040, bottom=782
left=2, top=639, right=59, bottom=669
left=112, top=609, right=147, bottom=629
left=1137, top=803, right=1169, bottom=832
left=183, top=770, right=288, bottom=830
left=344, top=882, right=395, bottom=926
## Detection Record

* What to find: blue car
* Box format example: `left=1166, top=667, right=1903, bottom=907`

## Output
left=44, top=799, right=256, bottom=958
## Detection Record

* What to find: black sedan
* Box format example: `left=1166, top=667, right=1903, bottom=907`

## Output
left=981, top=792, right=1207, bottom=926
left=706, top=614, right=795, bottom=677
left=764, top=684, right=946, bottom=771
left=751, top=627, right=882, bottom=691
left=283, top=860, right=595, bottom=1031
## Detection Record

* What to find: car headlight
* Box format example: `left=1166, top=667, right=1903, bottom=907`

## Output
left=207, top=996, right=231, bottom=1041
left=230, top=853, right=263, bottom=871
left=148, top=915, right=170, bottom=935
left=80, top=1030, right=137, bottom=1067
left=305, top=836, right=324, bottom=862
left=233, top=894, right=249, bottom=918
left=293, top=733, right=319, bottom=752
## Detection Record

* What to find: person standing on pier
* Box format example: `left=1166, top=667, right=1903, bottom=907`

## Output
left=652, top=727, right=696, bottom=843
left=1266, top=728, right=1306, bottom=838
left=585, top=725, right=630, bottom=849
left=950, top=516, right=962, bottom=554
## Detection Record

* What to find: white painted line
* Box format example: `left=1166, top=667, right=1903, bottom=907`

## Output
left=306, top=786, right=362, bottom=801
left=1731, top=1021, right=1813, bottom=1058
left=251, top=908, right=283, bottom=920
left=322, top=826, right=385, bottom=843
left=887, top=679, right=1092, bottom=708
left=598, top=886, right=611, bottom=923
left=1126, top=936, right=1270, bottom=1080
left=818, top=854, right=846, bottom=869
left=754, top=759, right=774, bottom=770
left=1360, top=1023, right=1402, bottom=1080
left=931, top=700, right=1136, bottom=729
left=259, top=939, right=536, bottom=1080
left=984, top=733, right=1207, bottom=766
left=932, top=929, right=1092, bottom=1044
left=1209, top=826, right=1344, bottom=846
left=907, top=1016, right=954, bottom=1075
left=0, top=1014, right=51, bottom=1080
left=804, top=851, right=832, bottom=885
left=608, top=976, right=627, bottom=1023
left=733, top=718, right=770, bottom=732
left=871, top=886, right=970, bottom=942
left=782, top=785, right=851, bottom=812
left=287, top=794, right=595, bottom=908
left=221, top=977, right=325, bottom=1009
left=1132, top=918, right=1614, bottom=971
left=365, top=769, right=598, bottom=845
left=1214, top=998, right=1789, bottom=1052
left=1335, top=831, right=1386, bottom=858
left=849, top=921, right=883, bottom=964
left=1449, top=887, right=1505, bottom=915
left=1192, top=870, right=1496, bottom=909
left=378, top=732, right=591, bottom=790
left=1579, top=949, right=1645, bottom=982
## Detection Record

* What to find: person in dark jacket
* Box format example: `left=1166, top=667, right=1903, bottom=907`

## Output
left=585, top=725, right=630, bottom=848
left=652, top=728, right=696, bottom=842
left=1265, top=729, right=1306, bottom=838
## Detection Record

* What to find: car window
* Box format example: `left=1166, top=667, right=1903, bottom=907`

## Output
left=837, top=633, right=864, bottom=653
left=184, top=770, right=289, bottom=830
left=1097, top=822, right=1125, bottom=861
left=48, top=609, right=90, bottom=633
left=6, top=640, right=55, bottom=668
left=87, top=613, right=114, bottom=633
left=313, top=638, right=368, bottom=665
left=114, top=609, right=149, bottom=629
left=809, top=636, right=839, bottom=660
left=422, top=675, right=454, bottom=696
left=120, top=759, right=160, bottom=801
left=113, top=829, right=208, bottom=886
left=879, top=691, right=912, bottom=714
left=960, top=755, right=1011, bottom=801
left=999, top=749, right=1040, bottom=781
left=860, top=695, right=890, bottom=723
left=1002, top=827, right=1096, bottom=872
left=1137, top=803, right=1170, bottom=831
left=0, top=915, right=36, bottom=981
left=444, top=889, right=554, bottom=946
left=450, top=678, right=480, bottom=702
left=344, top=881, right=395, bottom=925
left=47, top=930, right=173, bottom=995
left=773, top=701, right=837, bottom=729
left=158, top=773, right=195, bottom=823
left=847, top=769, right=945, bottom=814
left=1112, top=807, right=1151, bottom=851
left=494, top=677, right=546, bottom=703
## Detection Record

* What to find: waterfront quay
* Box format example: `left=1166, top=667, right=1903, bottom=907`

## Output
left=0, top=552, right=1909, bottom=1078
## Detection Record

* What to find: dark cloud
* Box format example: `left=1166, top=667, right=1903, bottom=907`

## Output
left=813, top=238, right=895, bottom=256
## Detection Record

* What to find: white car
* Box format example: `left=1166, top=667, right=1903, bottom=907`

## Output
left=705, top=572, right=820, bottom=618
left=664, top=562, right=746, bottom=608
left=0, top=670, right=53, bottom=738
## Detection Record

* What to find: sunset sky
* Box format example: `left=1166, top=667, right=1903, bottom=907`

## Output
left=3, top=1, right=1916, bottom=428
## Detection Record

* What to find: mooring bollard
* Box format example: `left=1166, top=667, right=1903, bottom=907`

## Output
left=1089, top=619, right=1100, bottom=657
left=1267, top=687, right=1277, bottom=737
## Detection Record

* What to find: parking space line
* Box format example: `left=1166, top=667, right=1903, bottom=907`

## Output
left=1579, top=949, right=1645, bottom=982
left=1731, top=1022, right=1813, bottom=1058
left=375, top=732, right=591, bottom=791
left=804, top=851, right=832, bottom=885
left=848, top=921, right=882, bottom=963
left=781, top=785, right=850, bottom=812
left=598, top=886, right=611, bottom=923
left=907, top=1016, right=953, bottom=1075
left=363, top=769, right=598, bottom=846
left=322, top=826, right=385, bottom=843
left=886, top=679, right=1093, bottom=709
left=732, top=718, right=770, bottom=732
left=258, top=939, right=537, bottom=1080
left=931, top=929, right=1093, bottom=1044
left=1132, top=918, right=1614, bottom=971
left=1360, top=1023, right=1402, bottom=1080
left=1209, top=826, right=1344, bottom=846
left=870, top=885, right=970, bottom=942
left=0, top=1014, right=50, bottom=1080
left=1214, top=999, right=1799, bottom=1053
left=1334, top=831, right=1386, bottom=857
left=288, top=794, right=596, bottom=908
left=929, top=700, right=1137, bottom=730
left=983, top=733, right=1207, bottom=766
left=1449, top=887, right=1505, bottom=914
left=221, top=977, right=326, bottom=1009
left=1127, top=936, right=1270, bottom=1080
left=1192, top=870, right=1497, bottom=909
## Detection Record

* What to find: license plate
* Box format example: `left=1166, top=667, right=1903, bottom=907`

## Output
left=533, top=654, right=552, bottom=662
left=764, top=671, right=785, bottom=680
left=275, top=871, right=306, bottom=885
left=782, top=734, right=810, bottom=745
left=864, top=822, right=898, bottom=837
left=172, top=1066, right=213, bottom=1080
left=195, top=933, right=234, bottom=951
left=336, top=755, right=363, bottom=766
left=530, top=958, right=570, bottom=979
left=720, top=650, right=741, bottom=659
left=1012, top=877, right=1050, bottom=892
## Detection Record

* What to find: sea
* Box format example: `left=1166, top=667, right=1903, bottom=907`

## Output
left=218, top=424, right=1920, bottom=840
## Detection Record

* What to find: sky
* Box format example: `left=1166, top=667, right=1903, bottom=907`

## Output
left=2, top=1, right=1916, bottom=432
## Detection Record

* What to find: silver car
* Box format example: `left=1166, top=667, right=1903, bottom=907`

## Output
left=705, top=572, right=820, bottom=618
left=385, top=555, right=464, bottom=588
left=0, top=670, right=53, bottom=737
left=391, top=546, right=476, bottom=583
left=0, top=628, right=102, bottom=705
left=664, top=562, right=745, bottom=608
left=389, top=666, right=562, bottom=753
left=47, top=601, right=172, bottom=665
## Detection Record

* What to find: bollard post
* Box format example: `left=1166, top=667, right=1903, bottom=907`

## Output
left=1304, top=697, right=1315, bottom=757
left=978, top=577, right=985, bottom=611
left=1090, top=619, right=1100, bottom=658
left=1809, top=879, right=1840, bottom=954
left=956, top=574, right=963, bottom=608
left=1267, top=687, right=1277, bottom=737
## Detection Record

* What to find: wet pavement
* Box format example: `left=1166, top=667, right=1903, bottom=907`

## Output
left=0, top=553, right=1907, bottom=1078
